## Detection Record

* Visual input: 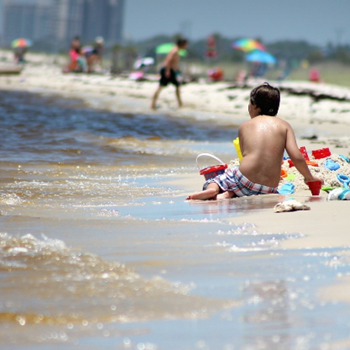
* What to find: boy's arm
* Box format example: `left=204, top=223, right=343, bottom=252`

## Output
left=285, top=124, right=324, bottom=184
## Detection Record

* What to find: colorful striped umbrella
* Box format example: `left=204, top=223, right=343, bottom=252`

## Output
left=11, top=38, right=32, bottom=48
left=232, top=38, right=266, bottom=52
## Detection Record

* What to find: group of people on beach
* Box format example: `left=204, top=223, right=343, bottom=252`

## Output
left=64, top=35, right=104, bottom=74
left=149, top=37, right=323, bottom=201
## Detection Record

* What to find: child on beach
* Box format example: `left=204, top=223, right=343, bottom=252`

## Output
left=187, top=82, right=323, bottom=200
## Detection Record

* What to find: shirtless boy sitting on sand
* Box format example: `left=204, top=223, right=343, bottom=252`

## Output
left=187, top=82, right=323, bottom=200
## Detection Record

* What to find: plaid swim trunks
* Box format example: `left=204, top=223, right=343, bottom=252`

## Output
left=203, top=167, right=278, bottom=197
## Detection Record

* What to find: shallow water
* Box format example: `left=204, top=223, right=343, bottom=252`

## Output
left=1, top=90, right=350, bottom=350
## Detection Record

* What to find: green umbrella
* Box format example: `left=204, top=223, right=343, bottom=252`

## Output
left=155, top=43, right=187, bottom=57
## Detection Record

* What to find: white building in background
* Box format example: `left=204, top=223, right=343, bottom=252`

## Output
left=53, top=0, right=84, bottom=45
left=81, top=0, right=124, bottom=44
left=1, top=0, right=125, bottom=50
left=2, top=0, right=53, bottom=45
left=53, top=0, right=125, bottom=48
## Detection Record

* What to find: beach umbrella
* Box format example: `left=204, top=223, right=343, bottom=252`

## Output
left=133, top=57, right=155, bottom=69
left=246, top=50, right=277, bottom=64
left=11, top=38, right=32, bottom=48
left=232, top=38, right=266, bottom=52
left=155, top=43, right=187, bottom=56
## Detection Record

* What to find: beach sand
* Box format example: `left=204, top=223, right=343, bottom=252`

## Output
left=2, top=52, right=350, bottom=312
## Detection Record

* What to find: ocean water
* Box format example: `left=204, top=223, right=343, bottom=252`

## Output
left=1, top=90, right=350, bottom=350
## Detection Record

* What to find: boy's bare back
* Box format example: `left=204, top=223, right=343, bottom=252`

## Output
left=238, top=115, right=290, bottom=187
left=239, top=114, right=315, bottom=188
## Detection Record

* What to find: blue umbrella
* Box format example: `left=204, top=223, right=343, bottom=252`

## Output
left=246, top=50, right=276, bottom=64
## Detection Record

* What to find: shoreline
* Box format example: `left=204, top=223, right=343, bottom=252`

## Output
left=2, top=54, right=350, bottom=348
left=1, top=61, right=350, bottom=134
left=2, top=61, right=350, bottom=251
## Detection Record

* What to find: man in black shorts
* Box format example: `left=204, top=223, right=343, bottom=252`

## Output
left=151, top=38, right=188, bottom=110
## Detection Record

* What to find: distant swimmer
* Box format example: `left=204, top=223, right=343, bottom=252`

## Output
left=151, top=38, right=188, bottom=110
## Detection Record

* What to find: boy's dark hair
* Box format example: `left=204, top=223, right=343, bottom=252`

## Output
left=177, top=38, right=188, bottom=48
left=250, top=82, right=280, bottom=116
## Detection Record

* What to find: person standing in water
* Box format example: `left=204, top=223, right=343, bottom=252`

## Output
left=151, top=38, right=188, bottom=110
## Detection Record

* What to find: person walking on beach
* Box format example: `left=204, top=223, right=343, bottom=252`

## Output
left=187, top=82, right=323, bottom=200
left=151, top=38, right=188, bottom=110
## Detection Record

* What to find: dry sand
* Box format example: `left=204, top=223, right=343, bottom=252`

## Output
left=1, top=52, right=350, bottom=254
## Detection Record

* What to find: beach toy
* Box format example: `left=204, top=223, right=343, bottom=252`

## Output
left=338, top=190, right=350, bottom=200
left=325, top=159, right=340, bottom=171
left=278, top=182, right=295, bottom=195
left=299, top=146, right=309, bottom=161
left=286, top=173, right=296, bottom=181
left=280, top=169, right=287, bottom=179
left=196, top=153, right=228, bottom=181
left=328, top=188, right=347, bottom=201
left=306, top=180, right=322, bottom=195
left=233, top=137, right=242, bottom=161
left=321, top=186, right=335, bottom=193
left=288, top=159, right=318, bottom=168
left=337, top=174, right=350, bottom=189
left=312, top=148, right=331, bottom=159
left=339, top=154, right=350, bottom=163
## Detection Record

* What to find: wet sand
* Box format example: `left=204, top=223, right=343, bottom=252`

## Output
left=2, top=51, right=350, bottom=348
left=2, top=54, right=350, bottom=248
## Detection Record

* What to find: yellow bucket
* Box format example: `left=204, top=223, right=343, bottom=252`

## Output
left=233, top=137, right=243, bottom=161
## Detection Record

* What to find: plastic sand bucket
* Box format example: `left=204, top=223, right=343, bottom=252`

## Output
left=196, top=153, right=228, bottom=181
left=306, top=180, right=322, bottom=195
left=233, top=137, right=242, bottom=161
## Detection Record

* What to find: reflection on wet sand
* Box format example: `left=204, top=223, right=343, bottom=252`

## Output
left=187, top=194, right=283, bottom=215
left=243, top=280, right=292, bottom=350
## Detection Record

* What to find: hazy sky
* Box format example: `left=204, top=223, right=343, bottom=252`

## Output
left=1, top=0, right=349, bottom=46
left=124, top=0, right=350, bottom=46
